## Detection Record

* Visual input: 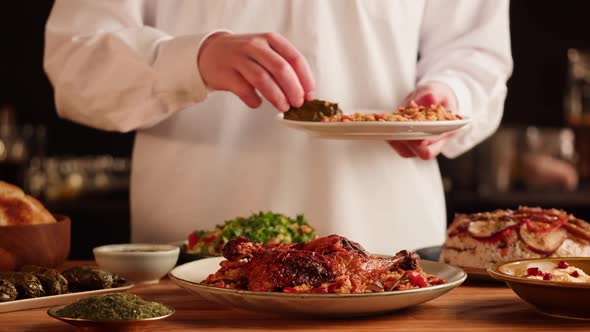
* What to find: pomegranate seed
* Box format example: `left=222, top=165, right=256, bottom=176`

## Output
left=570, top=271, right=580, bottom=278
left=543, top=273, right=552, bottom=280
left=557, top=261, right=569, bottom=269
left=188, top=233, right=200, bottom=249
left=203, top=234, right=216, bottom=243
left=527, top=267, right=543, bottom=276
left=407, top=270, right=428, bottom=288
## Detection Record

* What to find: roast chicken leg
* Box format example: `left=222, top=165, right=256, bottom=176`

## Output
left=203, top=235, right=443, bottom=293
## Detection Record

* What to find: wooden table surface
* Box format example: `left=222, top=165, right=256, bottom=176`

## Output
left=2, top=262, right=590, bottom=332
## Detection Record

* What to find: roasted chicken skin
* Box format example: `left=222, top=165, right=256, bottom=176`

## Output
left=203, top=235, right=443, bottom=293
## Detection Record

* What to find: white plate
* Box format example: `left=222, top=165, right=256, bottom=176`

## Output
left=169, top=257, right=466, bottom=317
left=0, top=282, right=134, bottom=313
left=276, top=112, right=471, bottom=141
left=415, top=246, right=499, bottom=283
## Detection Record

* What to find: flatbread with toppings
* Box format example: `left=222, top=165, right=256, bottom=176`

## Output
left=440, top=206, right=590, bottom=270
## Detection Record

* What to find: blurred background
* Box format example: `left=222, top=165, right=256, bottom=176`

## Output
left=1, top=1, right=590, bottom=259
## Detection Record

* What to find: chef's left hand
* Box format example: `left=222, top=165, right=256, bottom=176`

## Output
left=389, top=82, right=458, bottom=160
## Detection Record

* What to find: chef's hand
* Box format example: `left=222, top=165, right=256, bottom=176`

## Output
left=197, top=32, right=316, bottom=112
left=389, top=82, right=458, bottom=160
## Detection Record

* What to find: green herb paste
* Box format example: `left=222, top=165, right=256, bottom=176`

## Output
left=55, top=293, right=172, bottom=320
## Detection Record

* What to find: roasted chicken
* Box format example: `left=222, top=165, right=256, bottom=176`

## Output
left=202, top=235, right=444, bottom=293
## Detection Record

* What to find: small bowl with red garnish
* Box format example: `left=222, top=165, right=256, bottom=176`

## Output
left=488, top=257, right=590, bottom=319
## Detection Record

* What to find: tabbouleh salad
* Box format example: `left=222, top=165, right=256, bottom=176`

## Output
left=184, top=211, right=316, bottom=256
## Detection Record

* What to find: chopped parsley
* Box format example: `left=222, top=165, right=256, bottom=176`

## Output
left=185, top=211, right=315, bottom=256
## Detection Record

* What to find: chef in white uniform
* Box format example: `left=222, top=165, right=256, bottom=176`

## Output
left=44, top=0, right=512, bottom=254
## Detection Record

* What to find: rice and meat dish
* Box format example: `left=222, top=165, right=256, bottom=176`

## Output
left=202, top=234, right=445, bottom=293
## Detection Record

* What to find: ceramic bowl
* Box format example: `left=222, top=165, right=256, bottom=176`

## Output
left=488, top=257, right=590, bottom=319
left=93, top=244, right=179, bottom=284
left=0, top=215, right=70, bottom=271
left=169, top=257, right=467, bottom=317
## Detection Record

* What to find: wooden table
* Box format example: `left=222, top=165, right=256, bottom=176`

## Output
left=2, top=262, right=589, bottom=332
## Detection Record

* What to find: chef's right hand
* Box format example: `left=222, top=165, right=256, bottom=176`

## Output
left=197, top=32, right=316, bottom=112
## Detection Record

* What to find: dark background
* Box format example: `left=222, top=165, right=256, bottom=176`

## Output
left=2, top=1, right=590, bottom=258
left=0, top=1, right=135, bottom=156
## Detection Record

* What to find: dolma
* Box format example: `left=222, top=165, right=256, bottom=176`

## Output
left=20, top=265, right=68, bottom=295
left=112, top=273, right=128, bottom=288
left=62, top=266, right=113, bottom=291
left=0, top=272, right=45, bottom=299
left=0, top=279, right=17, bottom=302
left=283, top=99, right=342, bottom=121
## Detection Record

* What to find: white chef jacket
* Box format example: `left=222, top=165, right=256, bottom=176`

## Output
left=44, top=0, right=512, bottom=254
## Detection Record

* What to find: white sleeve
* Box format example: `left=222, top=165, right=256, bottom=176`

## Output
left=44, top=0, right=219, bottom=132
left=417, top=0, right=513, bottom=158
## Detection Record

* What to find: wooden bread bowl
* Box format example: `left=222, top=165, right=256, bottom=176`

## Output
left=0, top=215, right=70, bottom=271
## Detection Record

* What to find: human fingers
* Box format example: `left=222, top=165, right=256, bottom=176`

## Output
left=237, top=59, right=290, bottom=111
left=246, top=38, right=305, bottom=108
left=388, top=141, right=417, bottom=158
left=418, top=131, right=457, bottom=146
left=265, top=33, right=316, bottom=100
left=405, top=137, right=448, bottom=160
left=404, top=82, right=458, bottom=112
left=413, top=92, right=438, bottom=107
left=197, top=32, right=315, bottom=109
left=226, top=70, right=262, bottom=108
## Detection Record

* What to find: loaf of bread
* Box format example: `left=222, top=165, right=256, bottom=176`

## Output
left=0, top=181, right=56, bottom=226
left=440, top=206, right=590, bottom=270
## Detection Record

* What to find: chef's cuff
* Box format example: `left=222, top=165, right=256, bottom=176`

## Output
left=152, top=30, right=231, bottom=112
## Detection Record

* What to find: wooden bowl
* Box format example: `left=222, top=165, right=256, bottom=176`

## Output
left=0, top=215, right=70, bottom=271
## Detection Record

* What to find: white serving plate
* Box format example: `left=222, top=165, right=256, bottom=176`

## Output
left=276, top=112, right=471, bottom=141
left=169, top=257, right=466, bottom=317
left=0, top=282, right=134, bottom=313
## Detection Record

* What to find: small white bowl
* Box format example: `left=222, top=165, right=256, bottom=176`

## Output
left=93, top=244, right=180, bottom=284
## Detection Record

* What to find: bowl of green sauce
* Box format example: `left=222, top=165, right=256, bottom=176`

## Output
left=48, top=293, right=174, bottom=331
left=93, top=244, right=179, bottom=284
